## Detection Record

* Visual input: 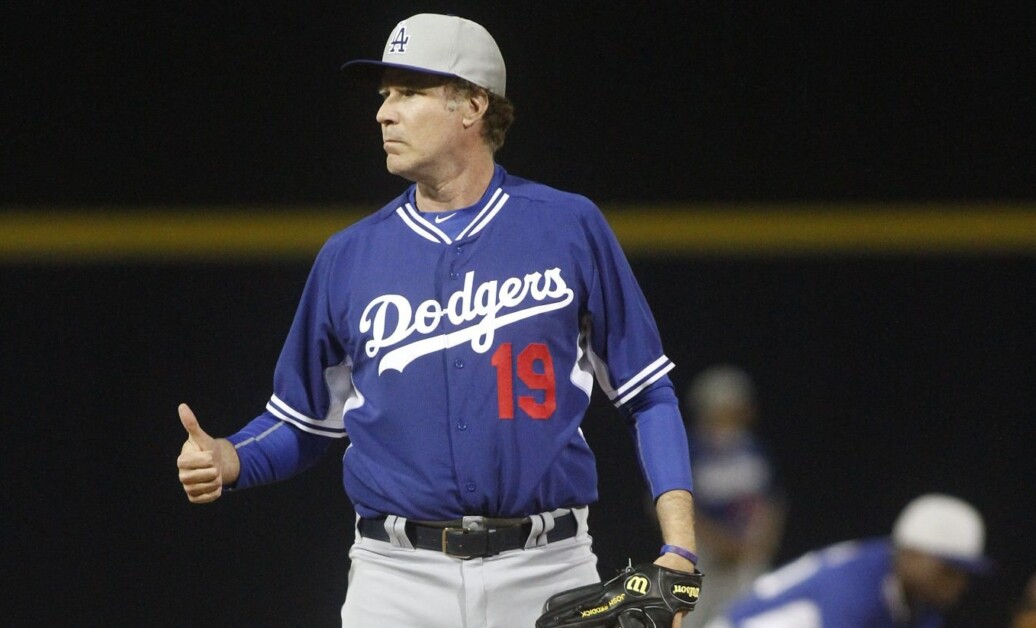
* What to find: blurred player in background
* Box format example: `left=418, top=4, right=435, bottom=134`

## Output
left=682, top=365, right=786, bottom=627
left=706, top=493, right=991, bottom=628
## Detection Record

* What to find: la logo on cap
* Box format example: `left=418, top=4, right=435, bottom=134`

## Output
left=341, top=14, right=508, bottom=96
left=387, top=25, right=409, bottom=54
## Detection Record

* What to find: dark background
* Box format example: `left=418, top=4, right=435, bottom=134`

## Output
left=4, top=2, right=1034, bottom=204
left=2, top=3, right=1034, bottom=627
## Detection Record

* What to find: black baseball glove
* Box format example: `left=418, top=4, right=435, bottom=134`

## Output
left=536, top=562, right=703, bottom=628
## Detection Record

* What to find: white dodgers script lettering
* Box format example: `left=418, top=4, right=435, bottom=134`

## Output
left=359, top=268, right=573, bottom=373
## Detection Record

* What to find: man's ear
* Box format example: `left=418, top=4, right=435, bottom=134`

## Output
left=462, top=89, right=490, bottom=128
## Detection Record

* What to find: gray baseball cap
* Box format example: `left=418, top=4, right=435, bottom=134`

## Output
left=342, top=14, right=507, bottom=96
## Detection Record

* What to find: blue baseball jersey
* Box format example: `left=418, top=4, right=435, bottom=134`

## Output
left=719, top=538, right=944, bottom=627
left=228, top=165, right=691, bottom=520
left=690, top=431, right=780, bottom=537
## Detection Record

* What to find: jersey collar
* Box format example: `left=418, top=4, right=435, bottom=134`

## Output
left=394, top=165, right=510, bottom=245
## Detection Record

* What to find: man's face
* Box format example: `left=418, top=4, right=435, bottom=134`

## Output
left=693, top=399, right=756, bottom=449
left=898, top=550, right=971, bottom=610
left=376, top=69, right=466, bottom=181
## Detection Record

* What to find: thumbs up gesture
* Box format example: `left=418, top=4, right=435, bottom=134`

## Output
left=176, top=403, right=237, bottom=503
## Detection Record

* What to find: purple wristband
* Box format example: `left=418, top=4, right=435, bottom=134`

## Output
left=660, top=544, right=699, bottom=565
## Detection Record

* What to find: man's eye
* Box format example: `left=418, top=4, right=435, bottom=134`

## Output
left=377, top=88, right=422, bottom=100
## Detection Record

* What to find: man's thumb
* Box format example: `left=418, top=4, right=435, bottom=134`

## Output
left=178, top=403, right=211, bottom=446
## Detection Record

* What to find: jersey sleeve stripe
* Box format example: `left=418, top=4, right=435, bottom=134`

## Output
left=267, top=394, right=347, bottom=438
left=614, top=355, right=671, bottom=398
left=614, top=360, right=675, bottom=407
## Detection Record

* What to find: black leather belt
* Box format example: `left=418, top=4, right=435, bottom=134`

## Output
left=357, top=511, right=578, bottom=559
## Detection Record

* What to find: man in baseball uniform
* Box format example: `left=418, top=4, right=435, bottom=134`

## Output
left=177, top=13, right=699, bottom=627
left=705, top=493, right=991, bottom=628
left=682, top=365, right=785, bottom=627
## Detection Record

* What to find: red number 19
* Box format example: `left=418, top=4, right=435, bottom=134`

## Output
left=490, top=342, right=557, bottom=420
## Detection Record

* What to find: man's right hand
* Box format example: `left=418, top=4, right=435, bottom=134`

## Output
left=177, top=403, right=234, bottom=503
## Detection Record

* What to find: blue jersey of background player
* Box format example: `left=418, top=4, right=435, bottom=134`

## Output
left=706, top=494, right=991, bottom=628
left=176, top=13, right=700, bottom=628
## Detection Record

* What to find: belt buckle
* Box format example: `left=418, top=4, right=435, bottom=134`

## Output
left=441, top=527, right=478, bottom=560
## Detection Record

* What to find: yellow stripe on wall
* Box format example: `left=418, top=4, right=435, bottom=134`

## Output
left=606, top=204, right=1036, bottom=255
left=0, top=209, right=360, bottom=262
left=1, top=205, right=1034, bottom=262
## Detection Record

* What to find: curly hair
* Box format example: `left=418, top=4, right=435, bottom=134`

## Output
left=446, top=78, right=515, bottom=153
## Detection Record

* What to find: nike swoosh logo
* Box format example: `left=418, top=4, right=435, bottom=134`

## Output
left=434, top=213, right=457, bottom=224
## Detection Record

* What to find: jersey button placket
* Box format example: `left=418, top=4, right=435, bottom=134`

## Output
left=445, top=241, right=477, bottom=506
left=449, top=247, right=463, bottom=283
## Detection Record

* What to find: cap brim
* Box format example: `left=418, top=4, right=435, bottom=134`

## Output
left=941, top=554, right=995, bottom=576
left=340, top=58, right=458, bottom=81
